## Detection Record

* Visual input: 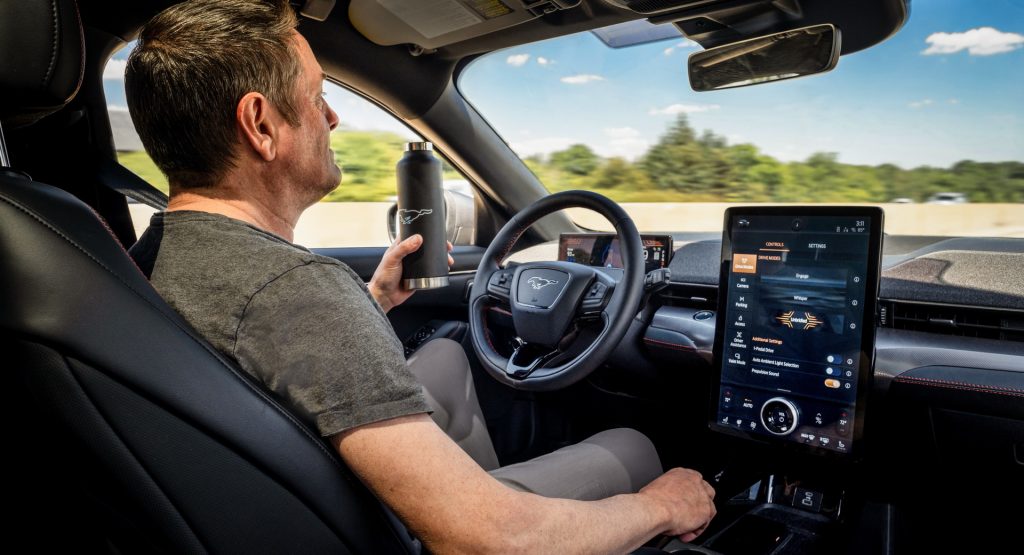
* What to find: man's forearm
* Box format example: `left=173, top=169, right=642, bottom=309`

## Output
left=497, top=489, right=670, bottom=555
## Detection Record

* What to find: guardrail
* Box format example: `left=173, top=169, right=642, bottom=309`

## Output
left=129, top=202, right=1024, bottom=248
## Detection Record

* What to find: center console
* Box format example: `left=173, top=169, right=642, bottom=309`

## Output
left=668, top=207, right=884, bottom=555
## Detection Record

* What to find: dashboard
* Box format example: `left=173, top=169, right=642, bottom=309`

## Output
left=485, top=210, right=1024, bottom=549
left=508, top=226, right=1024, bottom=479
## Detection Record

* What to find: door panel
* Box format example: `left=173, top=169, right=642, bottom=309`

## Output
left=314, top=245, right=484, bottom=280
left=312, top=245, right=484, bottom=346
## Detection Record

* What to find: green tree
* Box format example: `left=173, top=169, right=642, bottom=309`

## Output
left=113, top=119, right=1024, bottom=204
left=782, top=153, right=884, bottom=202
left=591, top=157, right=653, bottom=191
left=550, top=144, right=600, bottom=176
left=323, top=130, right=407, bottom=201
left=640, top=115, right=705, bottom=194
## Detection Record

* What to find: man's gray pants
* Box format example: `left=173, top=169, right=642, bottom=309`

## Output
left=407, top=338, right=663, bottom=500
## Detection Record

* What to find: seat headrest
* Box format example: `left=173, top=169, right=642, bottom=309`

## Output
left=0, top=0, right=85, bottom=128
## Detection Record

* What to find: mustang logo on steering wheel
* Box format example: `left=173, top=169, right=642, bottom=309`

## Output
left=527, top=276, right=558, bottom=290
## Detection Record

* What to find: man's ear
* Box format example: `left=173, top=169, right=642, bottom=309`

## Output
left=236, top=92, right=281, bottom=162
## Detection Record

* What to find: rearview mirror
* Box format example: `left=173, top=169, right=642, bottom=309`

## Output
left=688, top=24, right=840, bottom=91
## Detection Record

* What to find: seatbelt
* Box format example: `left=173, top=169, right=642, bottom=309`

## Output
left=97, top=156, right=168, bottom=210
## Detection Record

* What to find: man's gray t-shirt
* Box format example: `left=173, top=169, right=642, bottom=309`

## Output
left=129, top=211, right=430, bottom=437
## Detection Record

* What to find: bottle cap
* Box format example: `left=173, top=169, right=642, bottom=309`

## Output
left=405, top=142, right=433, bottom=152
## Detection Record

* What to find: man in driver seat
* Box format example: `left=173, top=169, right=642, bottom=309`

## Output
left=126, top=0, right=716, bottom=551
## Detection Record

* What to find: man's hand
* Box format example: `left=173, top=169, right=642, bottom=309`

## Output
left=368, top=234, right=454, bottom=313
left=638, top=467, right=717, bottom=543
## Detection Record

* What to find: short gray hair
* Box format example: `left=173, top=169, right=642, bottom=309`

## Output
left=126, top=0, right=301, bottom=189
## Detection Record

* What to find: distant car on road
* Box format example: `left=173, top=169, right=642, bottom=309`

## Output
left=889, top=197, right=915, bottom=203
left=926, top=192, right=968, bottom=204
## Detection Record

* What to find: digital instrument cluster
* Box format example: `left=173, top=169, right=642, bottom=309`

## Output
left=558, top=233, right=672, bottom=273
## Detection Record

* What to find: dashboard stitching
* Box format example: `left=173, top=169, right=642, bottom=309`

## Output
left=894, top=376, right=1024, bottom=397
left=896, top=375, right=1024, bottom=393
left=642, top=337, right=696, bottom=351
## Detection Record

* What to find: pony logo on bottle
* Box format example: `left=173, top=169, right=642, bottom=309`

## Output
left=398, top=208, right=433, bottom=224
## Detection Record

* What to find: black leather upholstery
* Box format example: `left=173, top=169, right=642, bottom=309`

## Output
left=0, top=0, right=85, bottom=128
left=0, top=163, right=419, bottom=553
left=1, top=1, right=417, bottom=551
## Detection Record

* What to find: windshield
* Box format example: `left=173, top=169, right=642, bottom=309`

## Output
left=458, top=0, right=1024, bottom=237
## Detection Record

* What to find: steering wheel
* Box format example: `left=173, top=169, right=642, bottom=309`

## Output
left=468, top=190, right=645, bottom=392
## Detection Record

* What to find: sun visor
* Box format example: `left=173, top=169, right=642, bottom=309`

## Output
left=349, top=0, right=580, bottom=50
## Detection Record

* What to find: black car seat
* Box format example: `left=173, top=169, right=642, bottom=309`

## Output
left=0, top=2, right=418, bottom=553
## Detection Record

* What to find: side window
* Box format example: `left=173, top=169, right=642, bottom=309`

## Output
left=103, top=47, right=473, bottom=248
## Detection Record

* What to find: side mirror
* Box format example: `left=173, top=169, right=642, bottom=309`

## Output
left=688, top=24, right=841, bottom=91
left=387, top=186, right=478, bottom=246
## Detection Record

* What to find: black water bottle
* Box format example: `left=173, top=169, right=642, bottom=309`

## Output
left=396, top=142, right=449, bottom=290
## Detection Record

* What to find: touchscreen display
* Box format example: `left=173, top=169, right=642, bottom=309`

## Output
left=559, top=234, right=671, bottom=273
left=711, top=209, right=882, bottom=456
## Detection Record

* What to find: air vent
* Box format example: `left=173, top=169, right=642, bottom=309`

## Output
left=879, top=300, right=1024, bottom=343
left=659, top=283, right=718, bottom=309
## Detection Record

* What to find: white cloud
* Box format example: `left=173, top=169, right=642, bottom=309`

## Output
left=600, top=139, right=650, bottom=160
left=922, top=27, right=1024, bottom=56
left=104, top=59, right=127, bottom=81
left=560, top=74, right=605, bottom=84
left=648, top=103, right=720, bottom=115
left=506, top=53, right=530, bottom=67
left=908, top=99, right=934, bottom=109
left=600, top=127, right=648, bottom=159
left=663, top=39, right=700, bottom=56
left=536, top=56, right=553, bottom=66
left=947, top=98, right=960, bottom=105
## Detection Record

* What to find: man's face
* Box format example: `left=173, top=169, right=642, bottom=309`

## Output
left=280, top=32, right=341, bottom=202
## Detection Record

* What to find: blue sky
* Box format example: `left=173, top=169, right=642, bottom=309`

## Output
left=458, top=0, right=1024, bottom=168
left=105, top=0, right=1022, bottom=169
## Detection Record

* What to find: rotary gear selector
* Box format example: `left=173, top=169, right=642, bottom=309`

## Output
left=761, top=397, right=800, bottom=436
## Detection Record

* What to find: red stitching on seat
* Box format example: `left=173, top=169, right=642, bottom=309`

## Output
left=85, top=205, right=147, bottom=278
left=894, top=375, right=1024, bottom=398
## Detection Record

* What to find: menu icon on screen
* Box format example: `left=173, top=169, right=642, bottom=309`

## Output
left=733, top=254, right=757, bottom=274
